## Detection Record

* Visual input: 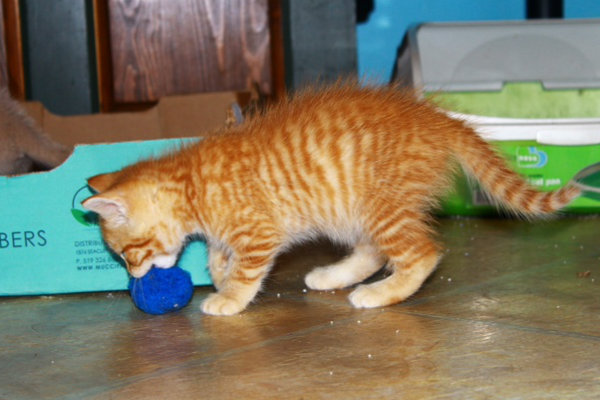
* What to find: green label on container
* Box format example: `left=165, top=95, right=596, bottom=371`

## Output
left=516, top=146, right=548, bottom=168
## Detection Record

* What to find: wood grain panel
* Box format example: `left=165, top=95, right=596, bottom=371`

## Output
left=1, top=0, right=25, bottom=99
left=107, top=0, right=272, bottom=104
left=268, top=0, right=285, bottom=98
left=0, top=0, right=7, bottom=87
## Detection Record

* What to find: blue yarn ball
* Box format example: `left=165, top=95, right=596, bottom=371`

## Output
left=129, top=266, right=194, bottom=315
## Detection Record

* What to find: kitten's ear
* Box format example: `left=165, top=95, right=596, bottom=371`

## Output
left=87, top=172, right=118, bottom=193
left=81, top=194, right=128, bottom=225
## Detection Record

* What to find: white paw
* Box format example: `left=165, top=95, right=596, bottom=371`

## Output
left=305, top=268, right=331, bottom=290
left=348, top=284, right=386, bottom=309
left=201, top=293, right=246, bottom=316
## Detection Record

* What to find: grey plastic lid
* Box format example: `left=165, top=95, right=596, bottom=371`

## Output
left=407, top=19, right=600, bottom=92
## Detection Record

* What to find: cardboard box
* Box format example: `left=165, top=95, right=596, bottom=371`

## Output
left=0, top=91, right=249, bottom=295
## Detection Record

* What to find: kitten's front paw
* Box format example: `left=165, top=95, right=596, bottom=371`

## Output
left=210, top=272, right=225, bottom=291
left=348, top=284, right=387, bottom=309
left=201, top=293, right=246, bottom=316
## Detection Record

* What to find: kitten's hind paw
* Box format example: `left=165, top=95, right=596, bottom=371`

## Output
left=201, top=293, right=246, bottom=316
left=305, top=267, right=340, bottom=291
left=349, top=284, right=391, bottom=309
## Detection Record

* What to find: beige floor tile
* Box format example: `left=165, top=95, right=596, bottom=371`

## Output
left=1, top=217, right=599, bottom=399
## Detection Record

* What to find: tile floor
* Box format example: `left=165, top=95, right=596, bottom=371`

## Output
left=1, top=217, right=599, bottom=399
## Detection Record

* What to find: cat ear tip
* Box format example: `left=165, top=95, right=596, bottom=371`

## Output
left=87, top=172, right=118, bottom=192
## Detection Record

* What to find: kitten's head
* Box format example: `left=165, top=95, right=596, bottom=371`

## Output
left=82, top=170, right=184, bottom=278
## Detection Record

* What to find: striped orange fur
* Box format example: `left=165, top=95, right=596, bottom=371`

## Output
left=82, top=83, right=580, bottom=315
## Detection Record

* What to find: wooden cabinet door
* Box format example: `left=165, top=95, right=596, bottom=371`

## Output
left=95, top=0, right=281, bottom=111
left=0, top=0, right=26, bottom=99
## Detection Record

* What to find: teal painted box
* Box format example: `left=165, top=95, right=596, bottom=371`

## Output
left=0, top=141, right=209, bottom=295
left=0, top=92, right=249, bottom=295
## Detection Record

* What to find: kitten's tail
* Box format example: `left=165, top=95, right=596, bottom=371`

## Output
left=451, top=123, right=581, bottom=218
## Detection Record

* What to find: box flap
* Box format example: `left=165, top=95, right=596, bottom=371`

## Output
left=20, top=91, right=250, bottom=146
left=157, top=91, right=252, bottom=138
left=45, top=107, right=163, bottom=146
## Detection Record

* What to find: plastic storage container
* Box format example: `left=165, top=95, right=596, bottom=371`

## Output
left=393, top=19, right=600, bottom=214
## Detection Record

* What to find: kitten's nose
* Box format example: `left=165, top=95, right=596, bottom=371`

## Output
left=127, top=264, right=149, bottom=278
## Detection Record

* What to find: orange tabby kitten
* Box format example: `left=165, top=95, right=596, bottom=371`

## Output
left=82, top=83, right=580, bottom=316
